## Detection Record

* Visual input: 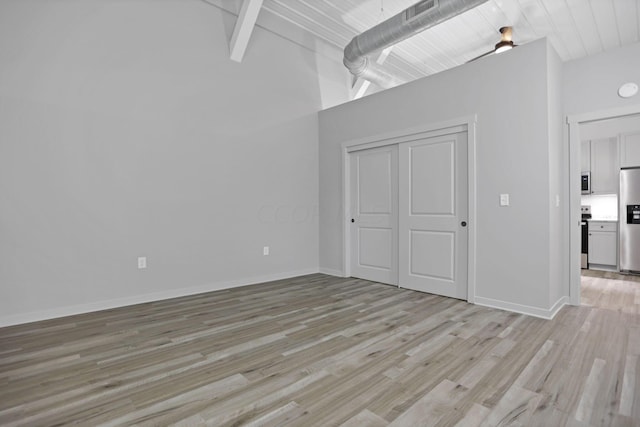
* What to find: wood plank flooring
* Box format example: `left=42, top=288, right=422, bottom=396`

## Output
left=0, top=273, right=639, bottom=426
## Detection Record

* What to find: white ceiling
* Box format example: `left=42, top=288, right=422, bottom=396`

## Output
left=260, top=0, right=640, bottom=86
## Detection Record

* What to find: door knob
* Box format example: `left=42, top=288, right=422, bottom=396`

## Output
left=461, top=221, right=467, bottom=227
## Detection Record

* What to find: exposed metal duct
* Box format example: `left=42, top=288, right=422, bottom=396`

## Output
left=343, top=0, right=490, bottom=89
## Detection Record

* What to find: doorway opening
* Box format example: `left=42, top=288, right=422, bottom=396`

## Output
left=568, top=105, right=640, bottom=306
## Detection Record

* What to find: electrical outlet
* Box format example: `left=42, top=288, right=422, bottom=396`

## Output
left=263, top=246, right=269, bottom=256
left=138, top=257, right=147, bottom=269
left=499, top=194, right=510, bottom=207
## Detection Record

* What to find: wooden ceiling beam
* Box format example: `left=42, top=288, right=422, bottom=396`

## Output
left=229, top=0, right=264, bottom=62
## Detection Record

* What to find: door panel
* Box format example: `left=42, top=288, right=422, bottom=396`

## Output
left=358, top=228, right=392, bottom=269
left=399, top=132, right=468, bottom=299
left=410, top=141, right=455, bottom=215
left=410, top=231, right=455, bottom=280
left=358, top=152, right=392, bottom=214
left=350, top=146, right=398, bottom=285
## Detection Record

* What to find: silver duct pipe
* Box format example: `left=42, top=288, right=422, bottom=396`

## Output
left=344, top=0, right=490, bottom=89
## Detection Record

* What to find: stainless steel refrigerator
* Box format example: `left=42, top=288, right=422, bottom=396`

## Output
left=620, top=167, right=640, bottom=273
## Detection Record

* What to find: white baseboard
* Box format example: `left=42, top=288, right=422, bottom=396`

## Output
left=474, top=295, right=570, bottom=320
left=588, top=264, right=618, bottom=272
left=318, top=267, right=346, bottom=277
left=0, top=268, right=319, bottom=328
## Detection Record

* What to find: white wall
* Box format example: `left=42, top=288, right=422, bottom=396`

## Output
left=564, top=42, right=640, bottom=116
left=320, top=39, right=568, bottom=317
left=547, top=44, right=567, bottom=307
left=0, top=0, right=350, bottom=325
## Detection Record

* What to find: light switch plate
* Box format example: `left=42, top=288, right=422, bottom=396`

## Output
left=138, top=257, right=147, bottom=269
left=263, top=246, right=269, bottom=256
left=499, top=194, right=510, bottom=207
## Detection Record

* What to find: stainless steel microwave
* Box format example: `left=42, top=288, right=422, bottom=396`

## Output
left=581, top=172, right=591, bottom=194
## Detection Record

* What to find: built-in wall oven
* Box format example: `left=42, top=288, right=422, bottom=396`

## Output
left=581, top=205, right=591, bottom=269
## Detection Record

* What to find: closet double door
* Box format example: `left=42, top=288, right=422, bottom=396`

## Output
left=350, top=131, right=468, bottom=300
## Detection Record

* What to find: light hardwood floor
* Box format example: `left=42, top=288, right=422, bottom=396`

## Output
left=0, top=273, right=639, bottom=426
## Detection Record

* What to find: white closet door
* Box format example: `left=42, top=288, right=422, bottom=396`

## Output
left=398, top=132, right=468, bottom=299
left=350, top=145, right=398, bottom=285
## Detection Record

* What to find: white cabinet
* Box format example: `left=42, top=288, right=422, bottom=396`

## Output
left=580, top=141, right=591, bottom=172
left=620, top=132, right=640, bottom=168
left=588, top=221, right=617, bottom=267
left=590, top=137, right=618, bottom=194
left=581, top=140, right=591, bottom=172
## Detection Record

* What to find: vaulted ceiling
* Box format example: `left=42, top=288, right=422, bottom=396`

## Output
left=259, top=0, right=640, bottom=88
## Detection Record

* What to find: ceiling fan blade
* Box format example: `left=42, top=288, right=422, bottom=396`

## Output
left=467, top=50, right=494, bottom=63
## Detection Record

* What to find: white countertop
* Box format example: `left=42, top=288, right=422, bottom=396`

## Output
left=590, top=218, right=618, bottom=222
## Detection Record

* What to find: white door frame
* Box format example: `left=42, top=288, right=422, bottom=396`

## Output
left=567, top=104, right=640, bottom=306
left=341, top=115, right=478, bottom=303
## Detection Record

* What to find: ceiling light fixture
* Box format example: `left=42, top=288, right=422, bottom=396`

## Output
left=494, top=27, right=514, bottom=54
left=468, top=26, right=517, bottom=62
left=618, top=82, right=639, bottom=98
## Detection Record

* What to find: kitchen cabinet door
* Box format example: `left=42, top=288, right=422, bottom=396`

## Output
left=589, top=231, right=617, bottom=266
left=620, top=132, right=640, bottom=168
left=590, top=137, right=618, bottom=194
left=581, top=140, right=590, bottom=172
